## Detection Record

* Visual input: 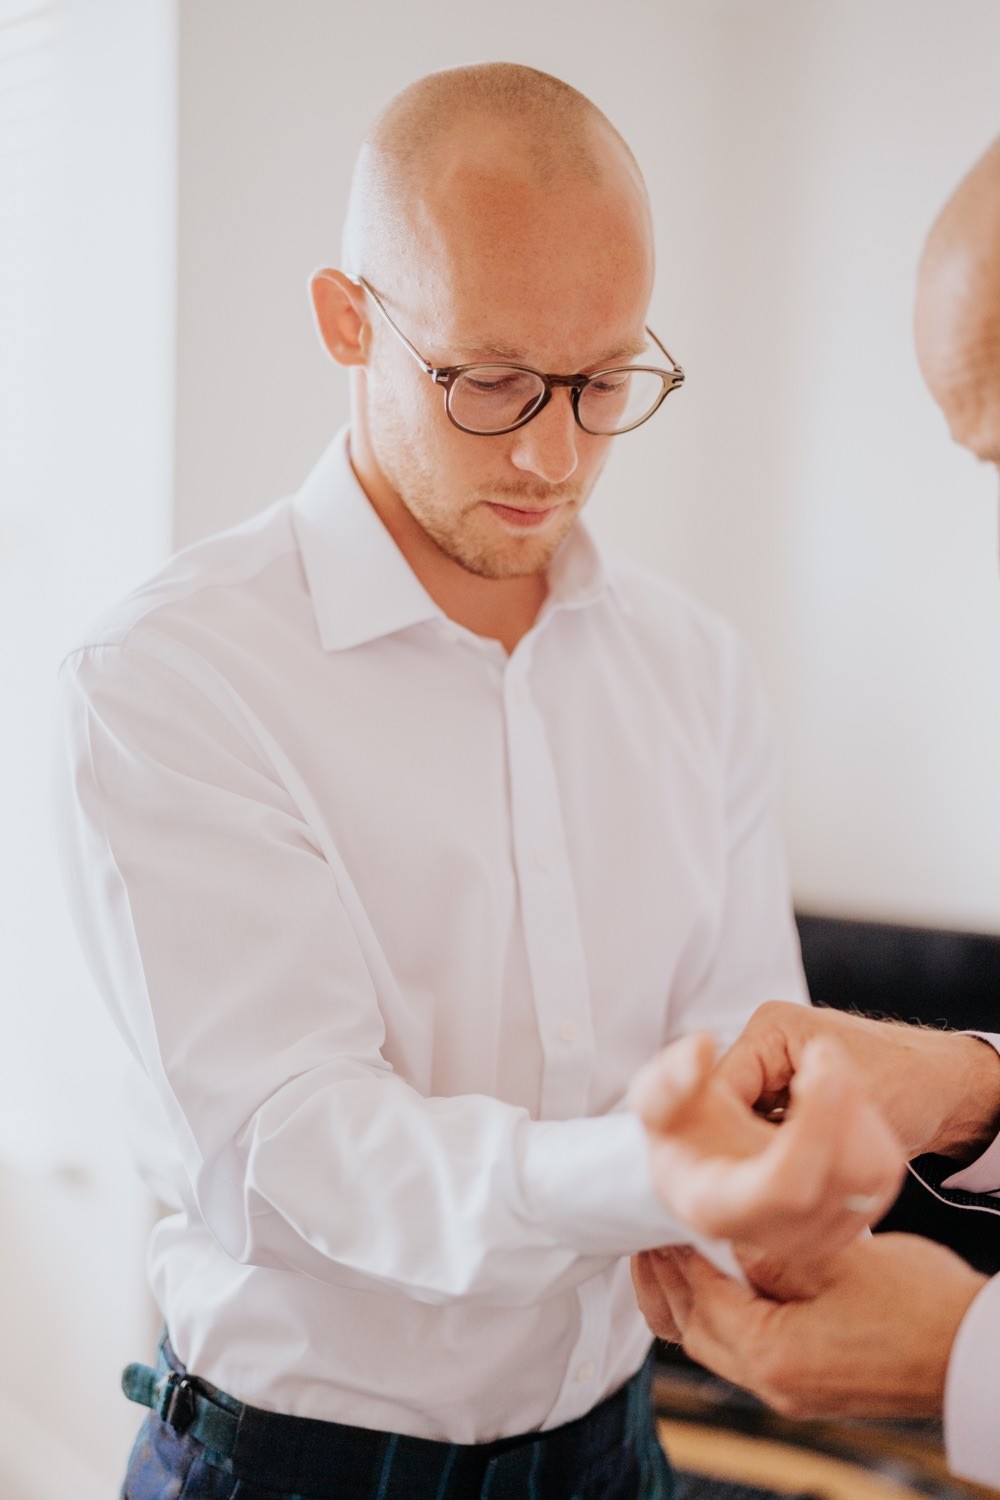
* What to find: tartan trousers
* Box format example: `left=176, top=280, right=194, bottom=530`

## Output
left=120, top=1336, right=674, bottom=1500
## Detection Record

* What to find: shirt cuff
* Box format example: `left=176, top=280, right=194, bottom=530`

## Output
left=941, top=1033, right=1000, bottom=1195
left=520, top=1110, right=744, bottom=1279
left=945, top=1273, right=1000, bottom=1487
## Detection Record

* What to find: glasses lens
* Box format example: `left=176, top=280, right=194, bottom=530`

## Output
left=448, top=367, right=547, bottom=433
left=577, top=369, right=668, bottom=435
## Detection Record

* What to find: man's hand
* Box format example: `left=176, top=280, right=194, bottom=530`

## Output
left=629, top=1032, right=904, bottom=1270
left=632, top=1234, right=987, bottom=1420
left=716, top=1001, right=1000, bottom=1161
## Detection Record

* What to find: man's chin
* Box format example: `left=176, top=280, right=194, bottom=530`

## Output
left=463, top=502, right=579, bottom=578
left=453, top=528, right=572, bottom=581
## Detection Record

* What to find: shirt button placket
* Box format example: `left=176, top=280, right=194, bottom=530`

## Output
left=503, top=660, right=593, bottom=1122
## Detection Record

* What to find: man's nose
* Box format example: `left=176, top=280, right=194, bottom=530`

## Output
left=508, top=390, right=580, bottom=485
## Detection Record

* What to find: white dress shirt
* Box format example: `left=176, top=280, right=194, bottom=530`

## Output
left=53, top=431, right=807, bottom=1443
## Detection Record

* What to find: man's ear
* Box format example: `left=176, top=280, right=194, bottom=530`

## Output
left=309, top=268, right=368, bottom=367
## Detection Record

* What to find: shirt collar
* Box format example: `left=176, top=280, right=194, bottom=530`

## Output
left=545, top=513, right=616, bottom=615
left=291, top=429, right=618, bottom=652
left=291, top=431, right=440, bottom=651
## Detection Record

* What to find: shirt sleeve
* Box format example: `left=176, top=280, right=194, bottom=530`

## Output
left=53, top=634, right=723, bottom=1311
left=945, top=1273, right=1000, bottom=1487
left=940, top=1033, right=1000, bottom=1195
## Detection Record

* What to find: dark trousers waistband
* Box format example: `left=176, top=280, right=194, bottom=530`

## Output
left=122, top=1337, right=667, bottom=1500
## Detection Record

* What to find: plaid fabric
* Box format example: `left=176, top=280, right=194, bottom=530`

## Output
left=120, top=1338, right=674, bottom=1500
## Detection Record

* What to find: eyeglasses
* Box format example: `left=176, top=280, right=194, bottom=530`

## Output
left=356, top=277, right=685, bottom=438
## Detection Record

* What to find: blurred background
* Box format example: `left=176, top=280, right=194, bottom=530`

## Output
left=2, top=0, right=999, bottom=1493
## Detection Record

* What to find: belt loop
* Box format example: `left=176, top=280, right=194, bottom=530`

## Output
left=157, top=1372, right=198, bottom=1434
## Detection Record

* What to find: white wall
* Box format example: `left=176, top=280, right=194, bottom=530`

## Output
left=674, top=0, right=1000, bottom=932
left=174, top=0, right=1000, bottom=933
left=1, top=0, right=176, bottom=1488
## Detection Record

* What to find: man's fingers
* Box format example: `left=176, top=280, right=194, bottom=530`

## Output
left=714, top=999, right=865, bottom=1112
left=765, top=1036, right=845, bottom=1182
left=730, top=1040, right=899, bottom=1233
left=673, top=1247, right=743, bottom=1301
left=636, top=1019, right=904, bottom=1264
left=664, top=1042, right=892, bottom=1243
left=788, top=1034, right=847, bottom=1114
left=712, top=1038, right=768, bottom=1105
left=628, top=1033, right=716, bottom=1131
left=660, top=1251, right=760, bottom=1382
left=646, top=1247, right=699, bottom=1332
left=631, top=1251, right=683, bottom=1342
left=737, top=1245, right=828, bottom=1301
left=714, top=1014, right=796, bottom=1109
left=780, top=1038, right=905, bottom=1223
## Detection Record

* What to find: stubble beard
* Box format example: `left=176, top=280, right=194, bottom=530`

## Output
left=421, top=485, right=582, bottom=580
left=374, top=419, right=588, bottom=581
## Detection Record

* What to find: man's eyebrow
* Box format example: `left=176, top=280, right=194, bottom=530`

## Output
left=447, top=335, right=651, bottom=367
left=449, top=341, right=529, bottom=362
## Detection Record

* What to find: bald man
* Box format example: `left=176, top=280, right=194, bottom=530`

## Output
left=53, top=63, right=818, bottom=1498
left=633, top=134, right=1000, bottom=1491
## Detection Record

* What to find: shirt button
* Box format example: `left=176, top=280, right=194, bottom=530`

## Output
left=532, top=844, right=552, bottom=871
left=557, top=1021, right=577, bottom=1043
left=575, top=1360, right=595, bottom=1383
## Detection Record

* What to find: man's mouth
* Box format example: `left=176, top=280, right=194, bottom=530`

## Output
left=483, top=500, right=564, bottom=530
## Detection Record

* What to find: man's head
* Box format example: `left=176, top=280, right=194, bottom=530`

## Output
left=915, top=134, right=1000, bottom=468
left=311, top=64, right=657, bottom=583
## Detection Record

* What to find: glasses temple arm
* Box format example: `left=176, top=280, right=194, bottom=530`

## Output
left=356, top=276, right=436, bottom=375
left=645, top=325, right=684, bottom=384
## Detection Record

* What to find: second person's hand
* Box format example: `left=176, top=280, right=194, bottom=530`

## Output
left=715, top=1000, right=1000, bottom=1162
left=629, top=1030, right=905, bottom=1269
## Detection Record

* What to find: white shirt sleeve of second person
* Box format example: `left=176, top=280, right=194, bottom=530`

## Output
left=945, top=1273, right=1000, bottom=1487
left=940, top=1033, right=1000, bottom=1195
